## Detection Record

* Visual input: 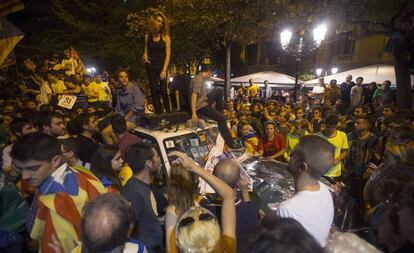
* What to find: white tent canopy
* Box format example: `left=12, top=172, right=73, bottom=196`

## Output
left=304, top=64, right=414, bottom=87
left=230, top=71, right=297, bottom=88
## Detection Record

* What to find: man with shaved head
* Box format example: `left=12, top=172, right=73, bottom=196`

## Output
left=277, top=135, right=335, bottom=247
left=71, top=193, right=147, bottom=253
left=201, top=158, right=259, bottom=248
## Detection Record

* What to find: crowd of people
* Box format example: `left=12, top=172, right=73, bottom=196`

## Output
left=1, top=10, right=414, bottom=253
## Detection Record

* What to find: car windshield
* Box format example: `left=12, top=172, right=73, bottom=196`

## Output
left=163, top=127, right=219, bottom=166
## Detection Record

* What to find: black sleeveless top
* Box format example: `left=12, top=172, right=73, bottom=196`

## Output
left=147, top=34, right=166, bottom=69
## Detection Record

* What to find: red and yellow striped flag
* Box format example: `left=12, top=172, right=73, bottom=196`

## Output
left=31, top=166, right=106, bottom=253
left=0, top=0, right=24, bottom=17
left=0, top=17, right=24, bottom=66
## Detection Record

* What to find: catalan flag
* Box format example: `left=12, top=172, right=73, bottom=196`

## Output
left=0, top=17, right=24, bottom=66
left=29, top=164, right=106, bottom=253
left=0, top=0, right=24, bottom=17
left=70, top=46, right=86, bottom=74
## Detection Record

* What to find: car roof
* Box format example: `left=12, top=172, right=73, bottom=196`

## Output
left=132, top=122, right=218, bottom=140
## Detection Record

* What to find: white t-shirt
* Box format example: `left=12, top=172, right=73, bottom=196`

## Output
left=312, top=86, right=325, bottom=94
left=277, top=182, right=334, bottom=246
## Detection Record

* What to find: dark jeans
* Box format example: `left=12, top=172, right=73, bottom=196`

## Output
left=198, top=88, right=234, bottom=147
left=146, top=65, right=170, bottom=114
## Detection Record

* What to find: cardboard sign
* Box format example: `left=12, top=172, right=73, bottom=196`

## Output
left=57, top=95, right=77, bottom=109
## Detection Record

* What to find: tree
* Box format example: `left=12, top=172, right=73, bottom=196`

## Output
left=127, top=0, right=285, bottom=94
left=10, top=0, right=153, bottom=77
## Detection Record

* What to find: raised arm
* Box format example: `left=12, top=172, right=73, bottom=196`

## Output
left=168, top=151, right=236, bottom=239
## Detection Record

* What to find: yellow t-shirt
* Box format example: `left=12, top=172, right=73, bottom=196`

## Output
left=283, top=132, right=310, bottom=160
left=316, top=130, right=349, bottom=177
left=94, top=82, right=111, bottom=102
left=248, top=84, right=259, bottom=97
left=52, top=80, right=67, bottom=95
left=82, top=82, right=100, bottom=102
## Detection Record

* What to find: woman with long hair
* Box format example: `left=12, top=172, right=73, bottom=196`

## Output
left=143, top=11, right=171, bottom=113
left=90, top=145, right=124, bottom=193
left=165, top=163, right=199, bottom=252
left=168, top=151, right=236, bottom=253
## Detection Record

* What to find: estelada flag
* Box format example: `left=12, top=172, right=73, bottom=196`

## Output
left=0, top=0, right=24, bottom=17
left=70, top=46, right=86, bottom=74
left=0, top=17, right=24, bottom=66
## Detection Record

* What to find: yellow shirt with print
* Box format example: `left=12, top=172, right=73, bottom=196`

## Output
left=52, top=80, right=67, bottom=95
left=316, top=130, right=349, bottom=177
left=248, top=83, right=259, bottom=97
left=283, top=132, right=310, bottom=160
left=82, top=83, right=100, bottom=102
left=94, top=82, right=111, bottom=102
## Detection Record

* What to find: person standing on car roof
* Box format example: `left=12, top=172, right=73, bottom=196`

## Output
left=190, top=64, right=243, bottom=151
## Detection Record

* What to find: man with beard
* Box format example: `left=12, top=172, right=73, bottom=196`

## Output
left=36, top=111, right=67, bottom=138
left=121, top=143, right=163, bottom=253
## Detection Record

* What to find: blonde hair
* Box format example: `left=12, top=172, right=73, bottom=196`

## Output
left=149, top=11, right=169, bottom=36
left=176, top=206, right=221, bottom=253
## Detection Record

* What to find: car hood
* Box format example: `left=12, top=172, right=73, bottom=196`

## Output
left=240, top=157, right=295, bottom=212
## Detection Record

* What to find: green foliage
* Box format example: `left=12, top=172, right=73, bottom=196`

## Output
left=127, top=0, right=284, bottom=66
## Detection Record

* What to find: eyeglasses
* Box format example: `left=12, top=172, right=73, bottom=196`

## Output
left=178, top=212, right=215, bottom=230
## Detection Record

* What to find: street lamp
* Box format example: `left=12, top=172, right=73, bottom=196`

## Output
left=313, top=24, right=327, bottom=48
left=331, top=67, right=338, bottom=74
left=280, top=30, right=293, bottom=50
left=280, top=24, right=327, bottom=101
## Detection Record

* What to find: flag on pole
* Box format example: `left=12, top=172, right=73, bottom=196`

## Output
left=70, top=46, right=86, bottom=74
left=0, top=17, right=24, bottom=66
left=0, top=0, right=24, bottom=17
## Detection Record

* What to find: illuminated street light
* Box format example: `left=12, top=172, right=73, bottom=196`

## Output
left=86, top=67, right=97, bottom=75
left=331, top=67, right=338, bottom=74
left=280, top=30, right=292, bottom=50
left=316, top=68, right=323, bottom=76
left=313, top=24, right=327, bottom=47
left=169, top=77, right=174, bottom=82
left=280, top=24, right=327, bottom=101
